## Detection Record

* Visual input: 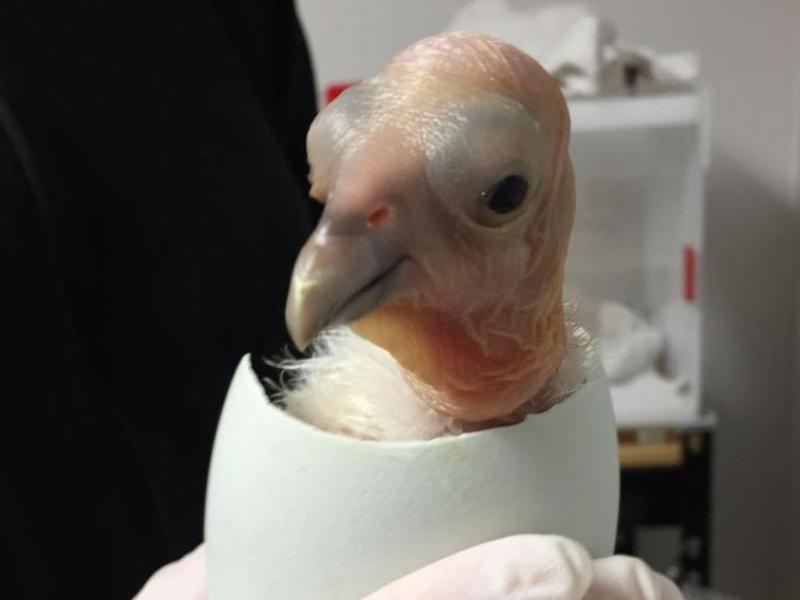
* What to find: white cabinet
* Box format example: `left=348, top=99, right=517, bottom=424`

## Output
left=565, top=92, right=710, bottom=426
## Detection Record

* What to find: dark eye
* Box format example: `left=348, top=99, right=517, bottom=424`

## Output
left=482, top=175, right=529, bottom=215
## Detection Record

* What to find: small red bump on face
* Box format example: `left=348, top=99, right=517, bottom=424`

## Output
left=367, top=205, right=390, bottom=228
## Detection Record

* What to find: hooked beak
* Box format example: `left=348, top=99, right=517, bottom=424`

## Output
left=285, top=212, right=405, bottom=350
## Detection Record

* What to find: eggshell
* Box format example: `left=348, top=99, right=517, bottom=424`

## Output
left=205, top=354, right=619, bottom=599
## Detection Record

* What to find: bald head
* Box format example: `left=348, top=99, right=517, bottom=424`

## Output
left=287, top=33, right=575, bottom=422
left=388, top=32, right=569, bottom=138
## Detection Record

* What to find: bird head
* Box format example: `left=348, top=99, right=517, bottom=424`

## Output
left=286, top=33, right=575, bottom=423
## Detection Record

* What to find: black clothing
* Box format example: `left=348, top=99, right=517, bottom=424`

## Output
left=1, top=1, right=316, bottom=597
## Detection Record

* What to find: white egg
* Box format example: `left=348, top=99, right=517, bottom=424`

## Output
left=205, top=354, right=619, bottom=599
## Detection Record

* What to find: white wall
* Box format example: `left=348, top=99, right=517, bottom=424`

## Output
left=297, top=1, right=800, bottom=597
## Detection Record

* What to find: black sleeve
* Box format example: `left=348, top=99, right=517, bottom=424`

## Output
left=0, top=92, right=169, bottom=599
left=0, top=1, right=317, bottom=597
left=213, top=0, right=322, bottom=222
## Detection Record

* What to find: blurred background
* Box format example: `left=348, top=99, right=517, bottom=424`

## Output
left=295, top=1, right=799, bottom=598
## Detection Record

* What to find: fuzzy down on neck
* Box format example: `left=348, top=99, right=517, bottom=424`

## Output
left=267, top=308, right=593, bottom=441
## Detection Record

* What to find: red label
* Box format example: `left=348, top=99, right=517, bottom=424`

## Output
left=325, top=82, right=358, bottom=105
left=683, top=245, right=696, bottom=302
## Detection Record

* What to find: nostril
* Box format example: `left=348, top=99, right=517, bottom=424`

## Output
left=366, top=205, right=390, bottom=228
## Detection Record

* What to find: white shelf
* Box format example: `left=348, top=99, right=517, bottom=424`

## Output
left=568, top=92, right=706, bottom=133
left=567, top=92, right=710, bottom=430
left=614, top=411, right=717, bottom=431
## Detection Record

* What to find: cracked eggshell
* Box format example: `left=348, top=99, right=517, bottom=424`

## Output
left=205, top=354, right=619, bottom=600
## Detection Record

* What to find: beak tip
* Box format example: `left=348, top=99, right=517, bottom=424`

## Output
left=286, top=315, right=311, bottom=353
left=289, top=332, right=312, bottom=353
left=285, top=293, right=319, bottom=353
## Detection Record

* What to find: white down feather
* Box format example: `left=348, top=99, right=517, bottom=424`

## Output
left=267, top=308, right=594, bottom=441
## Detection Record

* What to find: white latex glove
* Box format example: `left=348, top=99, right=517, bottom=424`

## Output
left=133, top=545, right=206, bottom=600
left=134, top=537, right=682, bottom=600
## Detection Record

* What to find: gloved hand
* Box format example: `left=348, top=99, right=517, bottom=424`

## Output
left=365, top=536, right=682, bottom=600
left=133, top=545, right=207, bottom=600
left=134, top=536, right=682, bottom=600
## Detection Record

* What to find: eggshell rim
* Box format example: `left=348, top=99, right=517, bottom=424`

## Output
left=238, top=353, right=582, bottom=450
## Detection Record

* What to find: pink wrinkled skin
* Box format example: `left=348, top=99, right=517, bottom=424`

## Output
left=291, top=33, right=576, bottom=423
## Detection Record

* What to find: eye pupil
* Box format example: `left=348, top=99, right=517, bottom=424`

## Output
left=485, top=175, right=528, bottom=215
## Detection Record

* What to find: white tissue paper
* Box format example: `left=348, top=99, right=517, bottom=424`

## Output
left=447, top=2, right=698, bottom=96
left=597, top=302, right=693, bottom=426
left=598, top=301, right=663, bottom=384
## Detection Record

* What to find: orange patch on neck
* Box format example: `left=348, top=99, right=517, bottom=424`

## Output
left=351, top=303, right=566, bottom=422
